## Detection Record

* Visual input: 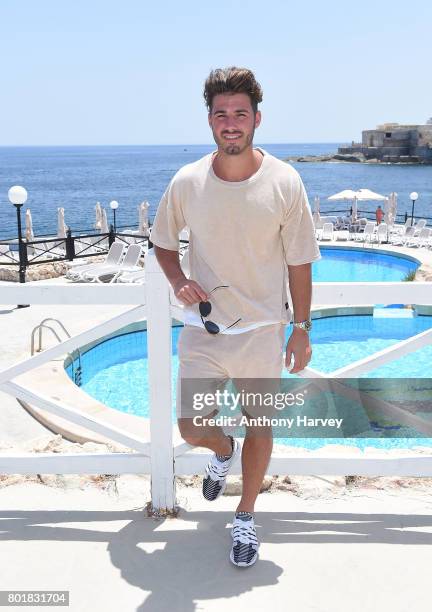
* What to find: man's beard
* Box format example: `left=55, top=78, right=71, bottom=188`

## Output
left=214, top=129, right=254, bottom=155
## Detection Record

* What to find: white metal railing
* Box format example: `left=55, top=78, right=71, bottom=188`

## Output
left=0, top=250, right=431, bottom=512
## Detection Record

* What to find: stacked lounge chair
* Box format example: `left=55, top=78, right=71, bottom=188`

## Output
left=405, top=227, right=431, bottom=248
left=66, top=241, right=125, bottom=282
left=354, top=222, right=375, bottom=243
left=82, top=243, right=143, bottom=283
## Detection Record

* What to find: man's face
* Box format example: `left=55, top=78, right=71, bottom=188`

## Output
left=208, top=93, right=261, bottom=156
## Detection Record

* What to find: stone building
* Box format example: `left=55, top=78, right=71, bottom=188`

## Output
left=338, top=120, right=432, bottom=163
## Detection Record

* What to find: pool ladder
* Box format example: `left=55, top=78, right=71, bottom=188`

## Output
left=30, top=318, right=83, bottom=387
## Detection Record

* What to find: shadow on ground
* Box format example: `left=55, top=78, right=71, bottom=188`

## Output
left=1, top=507, right=432, bottom=611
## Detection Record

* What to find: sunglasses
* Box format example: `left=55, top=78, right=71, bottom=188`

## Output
left=199, top=285, right=241, bottom=335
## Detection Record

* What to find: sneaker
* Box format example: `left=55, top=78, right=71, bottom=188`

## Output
left=202, top=435, right=240, bottom=501
left=230, top=512, right=259, bottom=567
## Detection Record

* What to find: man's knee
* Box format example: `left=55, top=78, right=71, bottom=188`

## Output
left=177, top=417, right=202, bottom=446
left=177, top=408, right=219, bottom=445
left=244, top=422, right=273, bottom=439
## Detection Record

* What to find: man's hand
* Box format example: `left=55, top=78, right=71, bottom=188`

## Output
left=285, top=327, right=312, bottom=373
left=173, top=278, right=209, bottom=306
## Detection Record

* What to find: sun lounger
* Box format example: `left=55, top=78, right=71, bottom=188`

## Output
left=117, top=269, right=146, bottom=284
left=389, top=226, right=415, bottom=246
left=319, top=222, right=334, bottom=241
left=391, top=219, right=412, bottom=236
left=83, top=244, right=143, bottom=283
left=371, top=223, right=388, bottom=244
left=0, top=244, right=19, bottom=262
left=405, top=227, right=431, bottom=248
left=335, top=230, right=350, bottom=241
left=66, top=241, right=125, bottom=281
left=354, top=222, right=375, bottom=243
left=29, top=241, right=66, bottom=261
left=412, top=219, right=427, bottom=236
left=335, top=216, right=351, bottom=231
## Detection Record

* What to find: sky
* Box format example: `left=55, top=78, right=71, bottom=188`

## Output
left=1, top=0, right=431, bottom=146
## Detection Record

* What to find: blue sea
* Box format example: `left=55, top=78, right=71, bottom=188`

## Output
left=0, top=143, right=431, bottom=239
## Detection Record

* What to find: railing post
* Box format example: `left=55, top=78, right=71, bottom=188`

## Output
left=146, top=248, right=176, bottom=513
left=108, top=225, right=115, bottom=247
left=65, top=229, right=75, bottom=261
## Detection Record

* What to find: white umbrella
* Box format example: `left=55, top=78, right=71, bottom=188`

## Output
left=384, top=194, right=397, bottom=226
left=100, top=208, right=109, bottom=234
left=389, top=192, right=397, bottom=225
left=355, top=188, right=386, bottom=201
left=352, top=197, right=358, bottom=222
left=312, top=196, right=321, bottom=227
left=94, top=202, right=102, bottom=230
left=138, top=201, right=149, bottom=235
left=327, top=189, right=358, bottom=201
left=328, top=188, right=386, bottom=202
left=383, top=197, right=390, bottom=224
left=57, top=207, right=68, bottom=238
left=25, top=208, right=34, bottom=242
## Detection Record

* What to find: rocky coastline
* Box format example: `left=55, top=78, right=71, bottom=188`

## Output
left=0, top=255, right=105, bottom=282
left=285, top=152, right=432, bottom=164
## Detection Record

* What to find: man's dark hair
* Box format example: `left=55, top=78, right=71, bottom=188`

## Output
left=203, top=67, right=263, bottom=114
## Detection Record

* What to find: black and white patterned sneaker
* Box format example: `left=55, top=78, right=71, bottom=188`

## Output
left=230, top=512, right=259, bottom=567
left=202, top=435, right=240, bottom=501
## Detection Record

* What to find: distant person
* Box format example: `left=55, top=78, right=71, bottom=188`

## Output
left=376, top=205, right=384, bottom=224
left=151, top=66, right=321, bottom=567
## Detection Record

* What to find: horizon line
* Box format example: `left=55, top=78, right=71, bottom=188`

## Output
left=0, top=141, right=345, bottom=149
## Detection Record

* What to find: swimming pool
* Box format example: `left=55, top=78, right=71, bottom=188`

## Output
left=65, top=313, right=432, bottom=449
left=314, top=246, right=419, bottom=282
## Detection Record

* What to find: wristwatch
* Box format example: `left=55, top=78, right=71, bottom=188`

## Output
left=291, top=319, right=312, bottom=332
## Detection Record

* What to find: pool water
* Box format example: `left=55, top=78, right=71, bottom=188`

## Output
left=66, top=315, right=432, bottom=449
left=314, top=247, right=419, bottom=282
left=298, top=314, right=432, bottom=378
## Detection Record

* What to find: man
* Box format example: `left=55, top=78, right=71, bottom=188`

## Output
left=151, top=67, right=321, bottom=567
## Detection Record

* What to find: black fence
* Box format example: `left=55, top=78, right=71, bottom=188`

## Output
left=0, top=226, right=151, bottom=282
left=323, top=208, right=432, bottom=227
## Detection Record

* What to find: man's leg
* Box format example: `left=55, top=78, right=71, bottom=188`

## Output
left=236, top=422, right=273, bottom=513
left=176, top=326, right=233, bottom=456
left=231, top=378, right=276, bottom=513
left=230, top=323, right=286, bottom=513
left=178, top=410, right=232, bottom=456
left=177, top=374, right=242, bottom=501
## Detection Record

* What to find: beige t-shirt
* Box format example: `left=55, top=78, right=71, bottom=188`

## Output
left=150, top=147, right=322, bottom=333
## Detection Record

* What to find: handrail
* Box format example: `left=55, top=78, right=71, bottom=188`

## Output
left=30, top=319, right=83, bottom=386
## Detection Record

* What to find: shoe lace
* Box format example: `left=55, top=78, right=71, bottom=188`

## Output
left=206, top=458, right=231, bottom=480
left=232, top=521, right=258, bottom=546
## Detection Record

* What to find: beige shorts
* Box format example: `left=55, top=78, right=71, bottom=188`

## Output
left=176, top=323, right=286, bottom=419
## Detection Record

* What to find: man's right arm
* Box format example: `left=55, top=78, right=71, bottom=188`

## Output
left=153, top=245, right=208, bottom=305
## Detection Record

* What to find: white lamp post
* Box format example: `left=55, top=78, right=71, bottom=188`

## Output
left=7, top=185, right=29, bottom=307
left=109, top=200, right=119, bottom=233
left=409, top=192, right=418, bottom=227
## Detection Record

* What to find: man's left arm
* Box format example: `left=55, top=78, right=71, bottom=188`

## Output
left=285, top=263, right=312, bottom=373
left=280, top=171, right=321, bottom=373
